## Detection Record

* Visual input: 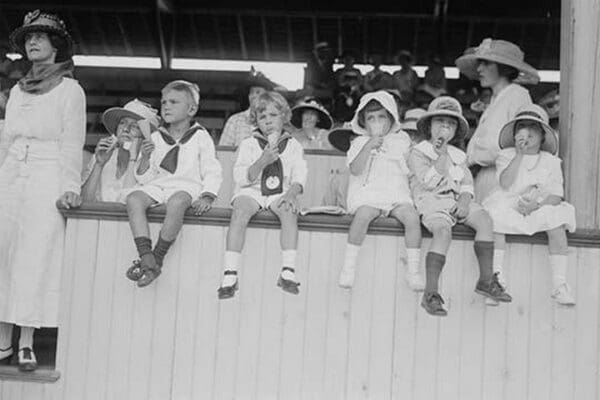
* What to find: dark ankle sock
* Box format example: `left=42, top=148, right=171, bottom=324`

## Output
left=425, top=252, right=446, bottom=293
left=134, top=236, right=152, bottom=258
left=474, top=240, right=494, bottom=282
left=153, top=236, right=174, bottom=266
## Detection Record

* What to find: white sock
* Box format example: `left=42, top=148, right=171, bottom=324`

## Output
left=281, top=250, right=297, bottom=281
left=550, top=254, right=568, bottom=289
left=18, top=326, right=34, bottom=350
left=222, top=251, right=241, bottom=286
left=493, top=249, right=505, bottom=275
left=406, top=248, right=421, bottom=274
left=0, top=322, right=13, bottom=350
left=344, top=243, right=361, bottom=271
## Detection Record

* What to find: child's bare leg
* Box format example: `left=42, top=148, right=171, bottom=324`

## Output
left=465, top=209, right=512, bottom=302
left=153, top=191, right=192, bottom=266
left=340, top=206, right=381, bottom=288
left=271, top=202, right=300, bottom=292
left=126, top=190, right=156, bottom=238
left=389, top=204, right=424, bottom=291
left=219, top=196, right=260, bottom=295
left=547, top=226, right=574, bottom=305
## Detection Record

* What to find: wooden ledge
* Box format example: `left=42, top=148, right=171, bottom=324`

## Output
left=59, top=202, right=600, bottom=248
left=216, top=145, right=345, bottom=157
left=0, top=366, right=60, bottom=383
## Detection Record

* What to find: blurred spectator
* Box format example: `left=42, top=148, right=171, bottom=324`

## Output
left=333, top=49, right=363, bottom=121
left=290, top=97, right=334, bottom=150
left=219, top=69, right=275, bottom=147
left=392, top=50, right=420, bottom=101
left=363, top=53, right=394, bottom=92
left=304, top=41, right=336, bottom=108
left=401, top=108, right=426, bottom=143
left=538, top=89, right=559, bottom=131
left=417, top=56, right=447, bottom=99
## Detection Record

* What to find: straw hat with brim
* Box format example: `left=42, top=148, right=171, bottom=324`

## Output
left=416, top=96, right=469, bottom=139
left=102, top=99, right=160, bottom=135
left=291, top=100, right=333, bottom=130
left=401, top=108, right=426, bottom=131
left=455, top=38, right=540, bottom=85
left=498, top=104, right=558, bottom=155
left=10, top=10, right=73, bottom=58
left=328, top=123, right=357, bottom=152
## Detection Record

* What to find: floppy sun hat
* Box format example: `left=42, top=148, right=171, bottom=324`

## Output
left=328, top=122, right=357, bottom=152
left=10, top=9, right=73, bottom=58
left=102, top=99, right=160, bottom=135
left=455, top=38, right=540, bottom=85
left=416, top=96, right=469, bottom=139
left=498, top=103, right=558, bottom=155
left=291, top=98, right=333, bottom=130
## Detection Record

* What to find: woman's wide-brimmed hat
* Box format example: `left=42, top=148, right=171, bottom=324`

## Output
left=401, top=108, right=426, bottom=132
left=455, top=38, right=540, bottom=85
left=291, top=98, right=333, bottom=129
left=244, top=68, right=276, bottom=92
left=328, top=122, right=357, bottom=152
left=102, top=99, right=160, bottom=135
left=498, top=104, right=558, bottom=155
left=417, top=96, right=469, bottom=139
left=10, top=10, right=73, bottom=59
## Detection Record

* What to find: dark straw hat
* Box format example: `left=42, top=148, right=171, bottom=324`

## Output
left=10, top=10, right=73, bottom=59
left=328, top=122, right=357, bottom=152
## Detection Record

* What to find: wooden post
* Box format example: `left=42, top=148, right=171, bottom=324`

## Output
left=560, top=0, right=600, bottom=229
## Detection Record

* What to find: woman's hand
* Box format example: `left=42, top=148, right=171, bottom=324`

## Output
left=275, top=192, right=299, bottom=213
left=94, top=136, right=116, bottom=166
left=139, top=139, right=155, bottom=160
left=58, top=191, right=81, bottom=209
left=191, top=195, right=215, bottom=215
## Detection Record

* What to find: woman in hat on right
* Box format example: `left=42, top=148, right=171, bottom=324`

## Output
left=482, top=104, right=576, bottom=305
left=290, top=97, right=334, bottom=149
left=81, top=99, right=159, bottom=202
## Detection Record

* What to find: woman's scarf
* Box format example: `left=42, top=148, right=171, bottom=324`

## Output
left=18, top=60, right=74, bottom=94
left=254, top=131, right=291, bottom=196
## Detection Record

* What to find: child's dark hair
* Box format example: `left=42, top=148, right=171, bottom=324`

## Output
left=513, top=120, right=546, bottom=144
left=418, top=116, right=465, bottom=149
left=357, top=99, right=394, bottom=128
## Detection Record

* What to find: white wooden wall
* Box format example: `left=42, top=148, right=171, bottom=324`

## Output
left=214, top=150, right=347, bottom=208
left=2, top=217, right=598, bottom=400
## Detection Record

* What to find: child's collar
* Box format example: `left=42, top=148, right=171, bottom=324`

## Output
left=159, top=121, right=201, bottom=137
left=414, top=140, right=466, bottom=164
left=252, top=129, right=292, bottom=143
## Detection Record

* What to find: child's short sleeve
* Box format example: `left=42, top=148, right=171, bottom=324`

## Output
left=495, top=148, right=517, bottom=179
left=346, top=135, right=369, bottom=167
left=545, top=154, right=565, bottom=198
left=233, top=138, right=258, bottom=187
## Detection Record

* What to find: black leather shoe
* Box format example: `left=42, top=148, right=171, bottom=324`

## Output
left=126, top=259, right=144, bottom=281
left=0, top=346, right=13, bottom=365
left=277, top=267, right=300, bottom=295
left=218, top=270, right=238, bottom=299
left=18, top=347, right=37, bottom=372
left=475, top=274, right=512, bottom=302
left=421, top=292, right=448, bottom=316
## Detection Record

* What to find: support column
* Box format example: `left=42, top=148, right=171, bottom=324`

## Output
left=559, top=0, right=600, bottom=229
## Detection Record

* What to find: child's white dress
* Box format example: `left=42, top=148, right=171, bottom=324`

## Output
left=482, top=148, right=576, bottom=235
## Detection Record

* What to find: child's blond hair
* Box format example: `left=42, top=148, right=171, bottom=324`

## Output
left=249, top=91, right=291, bottom=125
left=161, top=80, right=200, bottom=109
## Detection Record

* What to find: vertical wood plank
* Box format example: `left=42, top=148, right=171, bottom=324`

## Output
left=1, top=381, right=23, bottom=400
left=527, top=245, right=554, bottom=400
left=189, top=226, right=225, bottom=400
left=345, top=235, right=377, bottom=399
left=504, top=243, right=534, bottom=400
left=436, top=240, right=468, bottom=400
left=83, top=220, right=120, bottom=400
left=232, top=228, right=268, bottom=399
left=278, top=230, right=311, bottom=400
left=573, top=247, right=600, bottom=400
left=215, top=150, right=235, bottom=208
left=61, top=219, right=99, bottom=400
left=104, top=222, right=139, bottom=400
left=254, top=229, right=286, bottom=399
left=366, top=235, right=398, bottom=400
left=19, top=382, right=45, bottom=400
left=320, top=233, right=351, bottom=399
left=299, top=232, right=333, bottom=399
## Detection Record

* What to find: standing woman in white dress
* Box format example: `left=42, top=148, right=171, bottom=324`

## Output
left=0, top=10, right=85, bottom=371
left=455, top=38, right=539, bottom=284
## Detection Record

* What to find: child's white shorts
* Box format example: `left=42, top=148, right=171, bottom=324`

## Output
left=231, top=187, right=285, bottom=210
left=120, top=184, right=201, bottom=204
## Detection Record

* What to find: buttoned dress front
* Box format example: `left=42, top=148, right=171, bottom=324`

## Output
left=0, top=78, right=86, bottom=328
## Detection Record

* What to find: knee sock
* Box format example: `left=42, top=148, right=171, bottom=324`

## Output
left=343, top=243, right=361, bottom=271
left=549, top=254, right=568, bottom=289
left=134, top=236, right=153, bottom=258
left=474, top=241, right=494, bottom=282
left=153, top=235, right=174, bottom=266
left=0, top=322, right=13, bottom=350
left=18, top=326, right=34, bottom=350
left=222, top=251, right=241, bottom=286
left=281, top=250, right=297, bottom=281
left=406, top=248, right=421, bottom=274
left=425, top=252, right=445, bottom=293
